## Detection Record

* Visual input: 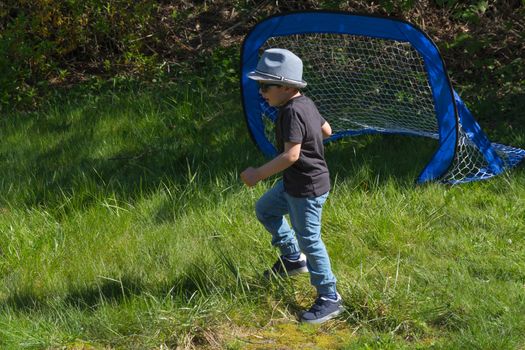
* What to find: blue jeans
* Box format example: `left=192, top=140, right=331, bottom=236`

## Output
left=255, top=180, right=337, bottom=296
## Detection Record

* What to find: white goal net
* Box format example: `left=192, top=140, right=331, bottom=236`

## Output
left=256, top=33, right=523, bottom=183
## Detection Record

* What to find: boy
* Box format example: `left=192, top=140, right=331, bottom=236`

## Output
left=240, top=48, right=343, bottom=324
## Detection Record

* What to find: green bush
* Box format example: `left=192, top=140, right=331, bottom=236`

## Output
left=0, top=0, right=158, bottom=111
left=0, top=0, right=523, bottom=112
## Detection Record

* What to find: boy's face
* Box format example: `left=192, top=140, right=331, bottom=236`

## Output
left=259, top=83, right=298, bottom=107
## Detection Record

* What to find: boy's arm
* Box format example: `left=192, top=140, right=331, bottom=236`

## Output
left=321, top=121, right=332, bottom=139
left=240, top=142, right=301, bottom=187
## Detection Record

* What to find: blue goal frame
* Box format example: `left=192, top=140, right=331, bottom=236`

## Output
left=240, top=11, right=516, bottom=183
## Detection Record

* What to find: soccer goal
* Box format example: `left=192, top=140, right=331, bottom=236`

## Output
left=240, top=11, right=525, bottom=184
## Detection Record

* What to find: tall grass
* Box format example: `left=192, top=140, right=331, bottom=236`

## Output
left=1, top=74, right=524, bottom=349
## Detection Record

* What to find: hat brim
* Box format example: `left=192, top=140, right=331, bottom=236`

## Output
left=247, top=71, right=307, bottom=89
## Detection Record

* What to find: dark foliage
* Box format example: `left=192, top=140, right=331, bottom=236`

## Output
left=0, top=0, right=523, bottom=114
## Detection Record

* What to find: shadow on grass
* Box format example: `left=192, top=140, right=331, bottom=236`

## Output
left=1, top=75, right=524, bottom=219
left=63, top=276, right=144, bottom=310
left=2, top=275, right=144, bottom=313
left=325, top=134, right=438, bottom=188
left=0, top=78, right=259, bottom=212
left=1, top=269, right=260, bottom=314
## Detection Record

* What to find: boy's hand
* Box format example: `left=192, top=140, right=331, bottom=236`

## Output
left=240, top=167, right=261, bottom=187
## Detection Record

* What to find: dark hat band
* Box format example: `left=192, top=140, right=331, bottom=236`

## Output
left=254, top=70, right=305, bottom=85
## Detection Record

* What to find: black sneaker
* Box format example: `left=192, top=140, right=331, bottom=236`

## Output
left=300, top=293, right=344, bottom=324
left=263, top=253, right=308, bottom=278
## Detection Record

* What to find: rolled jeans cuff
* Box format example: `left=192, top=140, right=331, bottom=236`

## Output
left=316, top=283, right=337, bottom=296
left=280, top=244, right=301, bottom=257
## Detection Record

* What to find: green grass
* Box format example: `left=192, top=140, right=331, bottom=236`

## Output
left=1, top=74, right=524, bottom=349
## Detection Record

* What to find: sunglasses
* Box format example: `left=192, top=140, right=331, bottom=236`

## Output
left=258, top=82, right=282, bottom=92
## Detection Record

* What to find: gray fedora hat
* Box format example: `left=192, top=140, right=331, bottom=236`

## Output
left=247, top=48, right=307, bottom=88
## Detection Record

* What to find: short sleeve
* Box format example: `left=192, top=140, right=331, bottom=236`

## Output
left=282, top=109, right=304, bottom=144
left=320, top=115, right=326, bottom=126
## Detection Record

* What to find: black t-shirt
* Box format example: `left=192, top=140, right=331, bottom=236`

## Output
left=276, top=95, right=330, bottom=197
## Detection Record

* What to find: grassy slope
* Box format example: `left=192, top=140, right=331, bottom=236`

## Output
left=0, top=75, right=524, bottom=349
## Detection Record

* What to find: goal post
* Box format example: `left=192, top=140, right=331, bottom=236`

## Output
left=240, top=11, right=525, bottom=184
